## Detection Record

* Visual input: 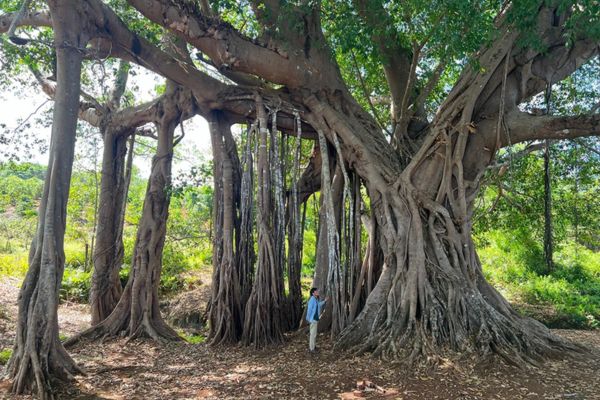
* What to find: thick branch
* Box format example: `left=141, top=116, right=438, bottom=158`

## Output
left=0, top=11, right=51, bottom=33
left=505, top=111, right=600, bottom=145
left=89, top=1, right=225, bottom=110
left=127, top=0, right=309, bottom=88
left=475, top=7, right=600, bottom=119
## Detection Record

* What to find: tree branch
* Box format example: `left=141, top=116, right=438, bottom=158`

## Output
left=353, top=0, right=411, bottom=124
left=475, top=7, right=600, bottom=119
left=505, top=111, right=600, bottom=145
left=0, top=11, right=51, bottom=34
left=574, top=138, right=600, bottom=157
left=29, top=66, right=103, bottom=126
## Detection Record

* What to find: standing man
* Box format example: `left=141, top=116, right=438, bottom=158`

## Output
left=306, top=287, right=327, bottom=353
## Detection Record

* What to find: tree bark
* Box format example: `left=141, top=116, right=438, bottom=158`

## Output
left=307, top=163, right=344, bottom=333
left=284, top=114, right=305, bottom=330
left=5, top=1, right=86, bottom=397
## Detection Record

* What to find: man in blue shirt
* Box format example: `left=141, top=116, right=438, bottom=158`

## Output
left=306, top=287, right=327, bottom=353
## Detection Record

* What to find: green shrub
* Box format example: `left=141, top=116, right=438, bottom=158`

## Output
left=180, top=332, right=206, bottom=344
left=119, top=265, right=130, bottom=287
left=60, top=267, right=91, bottom=303
left=185, top=248, right=213, bottom=272
left=301, top=230, right=316, bottom=276
left=159, top=244, right=190, bottom=294
left=64, top=242, right=88, bottom=269
left=0, top=348, right=12, bottom=365
left=0, top=252, right=29, bottom=277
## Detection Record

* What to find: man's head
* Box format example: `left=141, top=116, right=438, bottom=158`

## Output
left=310, top=287, right=319, bottom=298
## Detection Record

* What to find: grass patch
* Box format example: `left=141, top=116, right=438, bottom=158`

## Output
left=180, top=332, right=206, bottom=344
left=0, top=348, right=12, bottom=365
left=0, top=251, right=29, bottom=277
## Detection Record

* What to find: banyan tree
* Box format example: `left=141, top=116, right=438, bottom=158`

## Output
left=2, top=0, right=599, bottom=398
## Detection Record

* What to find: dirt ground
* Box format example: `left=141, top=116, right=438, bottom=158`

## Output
left=1, top=276, right=599, bottom=400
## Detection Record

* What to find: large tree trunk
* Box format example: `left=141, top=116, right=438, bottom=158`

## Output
left=89, top=59, right=134, bottom=324
left=337, top=179, right=572, bottom=364
left=66, top=83, right=190, bottom=343
left=89, top=128, right=132, bottom=325
left=5, top=1, right=85, bottom=397
left=306, top=163, right=344, bottom=333
left=304, top=79, right=577, bottom=366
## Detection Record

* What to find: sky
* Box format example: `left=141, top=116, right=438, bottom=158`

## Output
left=0, top=66, right=213, bottom=178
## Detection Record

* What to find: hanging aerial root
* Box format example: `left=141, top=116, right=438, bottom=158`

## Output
left=240, top=96, right=285, bottom=347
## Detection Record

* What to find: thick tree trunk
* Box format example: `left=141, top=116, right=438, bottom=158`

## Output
left=89, top=59, right=135, bottom=324
left=5, top=1, right=85, bottom=397
left=309, top=92, right=578, bottom=365
left=337, top=183, right=573, bottom=364
left=89, top=129, right=132, bottom=325
left=66, top=83, right=190, bottom=344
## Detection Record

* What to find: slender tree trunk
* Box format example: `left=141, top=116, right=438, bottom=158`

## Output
left=88, top=140, right=100, bottom=272
left=237, top=125, right=255, bottom=307
left=6, top=1, right=86, bottom=397
left=89, top=129, right=132, bottom=324
left=543, top=139, right=553, bottom=275
left=308, top=164, right=344, bottom=333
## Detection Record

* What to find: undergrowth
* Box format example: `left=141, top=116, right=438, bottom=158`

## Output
left=478, top=230, right=600, bottom=329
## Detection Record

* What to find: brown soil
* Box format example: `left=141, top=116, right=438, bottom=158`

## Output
left=1, top=277, right=599, bottom=400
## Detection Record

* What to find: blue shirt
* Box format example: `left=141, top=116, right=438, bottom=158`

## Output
left=306, top=296, right=326, bottom=324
